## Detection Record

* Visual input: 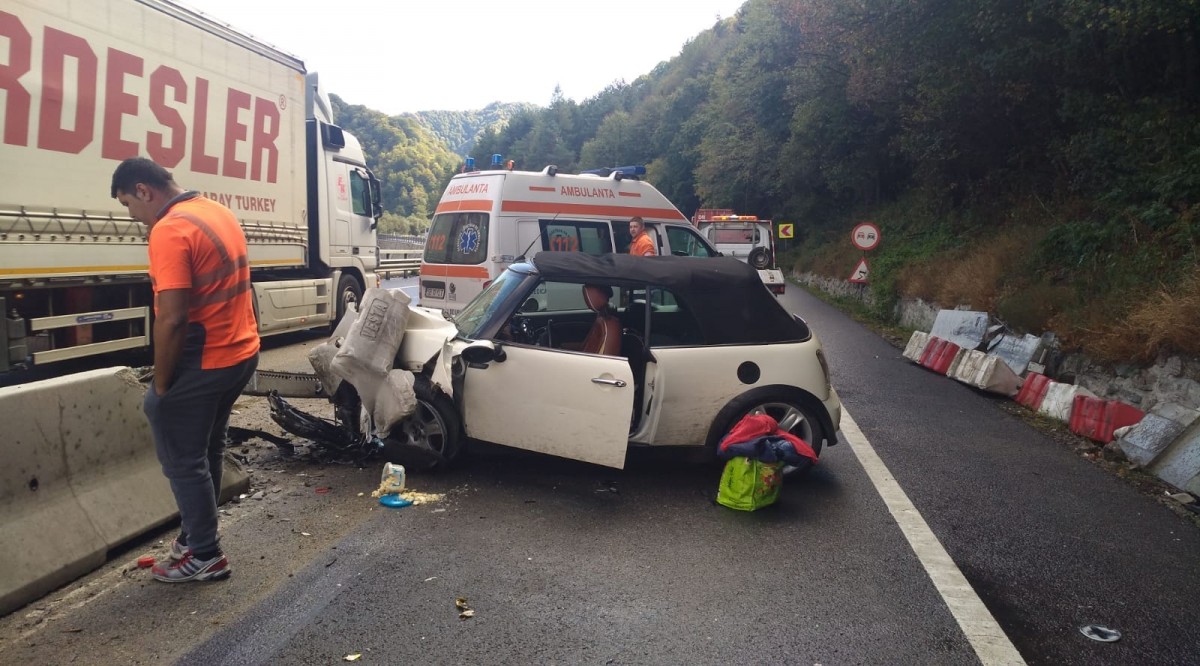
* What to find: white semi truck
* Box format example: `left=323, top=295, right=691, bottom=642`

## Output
left=0, top=0, right=383, bottom=373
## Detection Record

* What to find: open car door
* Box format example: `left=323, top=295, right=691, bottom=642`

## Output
left=460, top=345, right=634, bottom=468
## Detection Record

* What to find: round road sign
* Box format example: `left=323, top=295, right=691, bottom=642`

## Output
left=851, top=222, right=881, bottom=251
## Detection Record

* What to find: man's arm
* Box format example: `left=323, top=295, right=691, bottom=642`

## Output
left=153, top=289, right=189, bottom=395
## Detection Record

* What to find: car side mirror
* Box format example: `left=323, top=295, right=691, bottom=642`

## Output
left=461, top=340, right=505, bottom=368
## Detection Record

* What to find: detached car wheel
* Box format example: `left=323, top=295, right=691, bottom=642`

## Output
left=707, top=390, right=826, bottom=476
left=382, top=377, right=463, bottom=473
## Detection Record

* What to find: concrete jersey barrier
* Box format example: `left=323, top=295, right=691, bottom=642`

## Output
left=0, top=367, right=249, bottom=616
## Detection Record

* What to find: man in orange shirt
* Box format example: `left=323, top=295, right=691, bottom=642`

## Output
left=628, top=216, right=657, bottom=256
left=111, top=157, right=260, bottom=583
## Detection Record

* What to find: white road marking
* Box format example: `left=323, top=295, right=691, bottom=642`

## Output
left=840, top=408, right=1027, bottom=666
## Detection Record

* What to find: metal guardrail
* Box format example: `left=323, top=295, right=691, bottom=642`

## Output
left=378, top=234, right=426, bottom=250
left=378, top=248, right=422, bottom=277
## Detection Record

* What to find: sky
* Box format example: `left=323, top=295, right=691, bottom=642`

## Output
left=181, top=0, right=747, bottom=115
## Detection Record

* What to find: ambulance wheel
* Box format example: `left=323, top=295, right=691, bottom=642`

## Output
left=749, top=247, right=771, bottom=270
left=382, top=377, right=464, bottom=473
left=705, top=387, right=825, bottom=476
left=333, top=273, right=362, bottom=332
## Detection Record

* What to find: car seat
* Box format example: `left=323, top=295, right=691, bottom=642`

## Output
left=581, top=285, right=621, bottom=356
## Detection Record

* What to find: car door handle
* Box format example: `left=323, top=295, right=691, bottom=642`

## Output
left=591, top=377, right=627, bottom=388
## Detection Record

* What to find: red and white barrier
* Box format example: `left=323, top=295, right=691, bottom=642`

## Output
left=919, top=337, right=963, bottom=375
left=1038, top=382, right=1097, bottom=423
left=1069, top=396, right=1145, bottom=444
left=951, top=350, right=1022, bottom=396
left=903, top=331, right=931, bottom=362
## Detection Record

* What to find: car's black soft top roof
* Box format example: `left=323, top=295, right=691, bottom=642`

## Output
left=528, top=252, right=808, bottom=344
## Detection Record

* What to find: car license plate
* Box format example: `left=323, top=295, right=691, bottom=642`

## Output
left=425, top=287, right=445, bottom=299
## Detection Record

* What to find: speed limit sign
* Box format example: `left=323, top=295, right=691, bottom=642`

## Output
left=851, top=223, right=881, bottom=251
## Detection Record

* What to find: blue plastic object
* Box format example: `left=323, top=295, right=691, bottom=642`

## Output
left=379, top=494, right=413, bottom=508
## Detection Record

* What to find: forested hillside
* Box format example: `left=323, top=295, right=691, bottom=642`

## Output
left=330, top=98, right=534, bottom=233
left=467, top=0, right=1200, bottom=361
left=415, top=102, right=537, bottom=155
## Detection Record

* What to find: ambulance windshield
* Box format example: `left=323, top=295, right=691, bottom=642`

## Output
left=424, top=212, right=489, bottom=264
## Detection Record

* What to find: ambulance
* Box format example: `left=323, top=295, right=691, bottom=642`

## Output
left=418, top=163, right=719, bottom=316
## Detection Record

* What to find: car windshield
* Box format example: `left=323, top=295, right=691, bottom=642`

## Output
left=453, top=269, right=529, bottom=339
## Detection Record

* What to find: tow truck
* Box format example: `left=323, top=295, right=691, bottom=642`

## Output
left=692, top=209, right=786, bottom=295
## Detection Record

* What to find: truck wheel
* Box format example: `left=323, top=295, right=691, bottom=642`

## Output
left=749, top=247, right=771, bottom=270
left=382, top=376, right=464, bottom=473
left=333, top=273, right=362, bottom=332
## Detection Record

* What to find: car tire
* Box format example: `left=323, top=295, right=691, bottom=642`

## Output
left=705, top=387, right=826, bottom=476
left=748, top=247, right=771, bottom=270
left=382, top=376, right=464, bottom=473
left=333, top=273, right=362, bottom=333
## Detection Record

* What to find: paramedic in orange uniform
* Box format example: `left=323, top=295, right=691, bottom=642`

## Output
left=628, top=216, right=657, bottom=256
left=111, top=157, right=260, bottom=584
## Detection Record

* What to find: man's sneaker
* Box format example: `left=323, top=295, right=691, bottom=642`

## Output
left=168, top=537, right=190, bottom=562
left=151, top=552, right=231, bottom=583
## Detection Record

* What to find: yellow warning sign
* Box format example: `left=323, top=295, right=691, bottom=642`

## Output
left=778, top=223, right=794, bottom=239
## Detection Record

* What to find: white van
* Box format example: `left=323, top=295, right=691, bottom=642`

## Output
left=419, top=165, right=719, bottom=315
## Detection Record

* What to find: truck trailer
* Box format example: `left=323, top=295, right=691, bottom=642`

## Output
left=0, top=0, right=382, bottom=372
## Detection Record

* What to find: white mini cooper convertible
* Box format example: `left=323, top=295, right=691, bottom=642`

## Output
left=280, top=252, right=841, bottom=472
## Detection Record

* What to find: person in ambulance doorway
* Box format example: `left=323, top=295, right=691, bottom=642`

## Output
left=628, top=216, right=657, bottom=256
left=111, top=157, right=260, bottom=583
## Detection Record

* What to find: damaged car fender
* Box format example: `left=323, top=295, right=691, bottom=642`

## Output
left=395, top=305, right=459, bottom=394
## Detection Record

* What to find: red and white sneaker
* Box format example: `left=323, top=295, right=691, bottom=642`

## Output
left=152, top=552, right=231, bottom=583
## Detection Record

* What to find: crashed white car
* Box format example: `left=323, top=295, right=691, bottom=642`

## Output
left=284, top=252, right=841, bottom=472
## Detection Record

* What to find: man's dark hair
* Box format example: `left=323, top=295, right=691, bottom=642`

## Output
left=110, top=157, right=174, bottom=198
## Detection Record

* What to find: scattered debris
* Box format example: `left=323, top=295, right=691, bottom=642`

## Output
left=251, top=491, right=266, bottom=500
left=379, top=495, right=413, bottom=508
left=460, top=609, right=475, bottom=620
left=343, top=654, right=362, bottom=662
left=315, top=487, right=332, bottom=495
left=456, top=597, right=475, bottom=620
left=325, top=557, right=338, bottom=568
left=300, top=532, right=311, bottom=537
left=1080, top=625, right=1121, bottom=642
left=424, top=577, right=438, bottom=582
left=1168, top=492, right=1196, bottom=505
left=136, top=556, right=155, bottom=569
left=455, top=597, right=469, bottom=610
left=376, top=463, right=407, bottom=495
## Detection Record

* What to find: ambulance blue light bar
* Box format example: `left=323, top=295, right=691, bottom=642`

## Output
left=579, top=165, right=647, bottom=178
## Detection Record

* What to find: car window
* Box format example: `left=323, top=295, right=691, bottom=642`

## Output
left=664, top=225, right=717, bottom=257
left=540, top=220, right=613, bottom=255
left=622, top=286, right=701, bottom=347
left=711, top=225, right=755, bottom=244
left=528, top=280, right=625, bottom=313
left=615, top=224, right=660, bottom=254
left=453, top=268, right=528, bottom=339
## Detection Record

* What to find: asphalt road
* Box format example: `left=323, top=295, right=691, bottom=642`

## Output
left=181, top=283, right=1200, bottom=664
left=5, top=280, right=1197, bottom=664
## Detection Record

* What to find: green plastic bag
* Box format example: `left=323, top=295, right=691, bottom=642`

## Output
left=716, top=456, right=783, bottom=511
